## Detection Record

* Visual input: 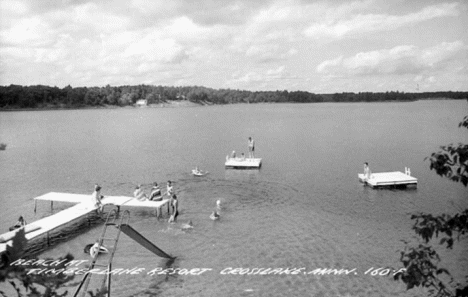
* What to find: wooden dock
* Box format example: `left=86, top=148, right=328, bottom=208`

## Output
left=358, top=171, right=417, bottom=188
left=225, top=157, right=262, bottom=169
left=0, top=192, right=170, bottom=254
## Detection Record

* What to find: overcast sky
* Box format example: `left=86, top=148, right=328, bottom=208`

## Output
left=0, top=0, right=467, bottom=92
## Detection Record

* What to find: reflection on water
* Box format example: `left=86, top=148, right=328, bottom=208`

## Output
left=0, top=101, right=467, bottom=296
left=224, top=168, right=261, bottom=182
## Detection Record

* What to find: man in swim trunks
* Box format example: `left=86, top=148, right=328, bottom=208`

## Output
left=168, top=194, right=179, bottom=223
left=363, top=162, right=372, bottom=180
left=248, top=137, right=255, bottom=158
left=166, top=181, right=173, bottom=198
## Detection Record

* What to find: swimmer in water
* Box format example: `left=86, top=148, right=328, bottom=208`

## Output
left=181, top=220, right=194, bottom=229
left=210, top=211, right=220, bottom=220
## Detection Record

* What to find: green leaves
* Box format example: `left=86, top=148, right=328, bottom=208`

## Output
left=426, top=110, right=468, bottom=187
left=397, top=107, right=468, bottom=297
left=0, top=231, right=76, bottom=297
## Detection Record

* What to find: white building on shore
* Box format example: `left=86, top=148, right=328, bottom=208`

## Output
left=135, top=99, right=148, bottom=107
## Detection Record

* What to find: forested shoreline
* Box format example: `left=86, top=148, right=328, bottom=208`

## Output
left=0, top=84, right=467, bottom=109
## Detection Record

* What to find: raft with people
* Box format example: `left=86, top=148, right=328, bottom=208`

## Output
left=192, top=168, right=208, bottom=176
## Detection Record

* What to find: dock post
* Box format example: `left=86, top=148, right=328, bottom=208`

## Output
left=156, top=207, right=161, bottom=219
left=106, top=263, right=112, bottom=297
left=34, top=200, right=37, bottom=213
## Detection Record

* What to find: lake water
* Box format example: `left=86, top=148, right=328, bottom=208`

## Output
left=0, top=100, right=467, bottom=297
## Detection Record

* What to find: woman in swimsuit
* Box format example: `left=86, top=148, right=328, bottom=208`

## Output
left=134, top=185, right=148, bottom=201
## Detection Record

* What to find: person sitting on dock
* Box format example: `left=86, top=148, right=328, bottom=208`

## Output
left=91, top=184, right=104, bottom=213
left=9, top=216, right=27, bottom=231
left=168, top=194, right=179, bottom=223
left=248, top=137, right=255, bottom=158
left=363, top=162, right=372, bottom=180
left=240, top=153, right=246, bottom=161
left=149, top=182, right=162, bottom=201
left=231, top=151, right=236, bottom=159
left=134, top=185, right=148, bottom=201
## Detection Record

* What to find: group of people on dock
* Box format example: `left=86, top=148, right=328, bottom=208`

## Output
left=89, top=180, right=223, bottom=228
left=228, top=137, right=255, bottom=160
left=133, top=181, right=172, bottom=202
left=91, top=181, right=179, bottom=222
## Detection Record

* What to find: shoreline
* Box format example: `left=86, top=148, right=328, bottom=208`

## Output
left=0, top=98, right=462, bottom=112
left=0, top=100, right=207, bottom=112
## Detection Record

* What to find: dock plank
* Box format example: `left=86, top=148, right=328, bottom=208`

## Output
left=34, top=192, right=90, bottom=203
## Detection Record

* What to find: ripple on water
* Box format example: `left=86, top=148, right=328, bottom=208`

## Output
left=32, top=178, right=429, bottom=297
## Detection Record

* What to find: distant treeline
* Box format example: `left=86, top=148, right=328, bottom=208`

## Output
left=0, top=84, right=467, bottom=109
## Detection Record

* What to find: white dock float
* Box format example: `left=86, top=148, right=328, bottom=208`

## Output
left=225, top=157, right=262, bottom=169
left=0, top=192, right=170, bottom=254
left=34, top=192, right=169, bottom=210
left=358, top=171, right=417, bottom=188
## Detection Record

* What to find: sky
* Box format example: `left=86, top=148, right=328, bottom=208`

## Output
left=0, top=0, right=467, bottom=93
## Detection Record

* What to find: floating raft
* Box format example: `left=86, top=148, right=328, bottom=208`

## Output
left=358, top=171, right=417, bottom=188
left=0, top=192, right=170, bottom=254
left=225, top=157, right=262, bottom=169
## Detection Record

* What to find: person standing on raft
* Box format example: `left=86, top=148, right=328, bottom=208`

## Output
left=248, top=137, right=255, bottom=158
left=363, top=162, right=372, bottom=180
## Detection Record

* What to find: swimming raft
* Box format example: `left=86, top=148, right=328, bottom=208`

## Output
left=225, top=157, right=262, bottom=169
left=358, top=168, right=417, bottom=188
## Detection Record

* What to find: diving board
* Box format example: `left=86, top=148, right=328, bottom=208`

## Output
left=358, top=171, right=417, bottom=188
left=225, top=157, right=262, bottom=169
